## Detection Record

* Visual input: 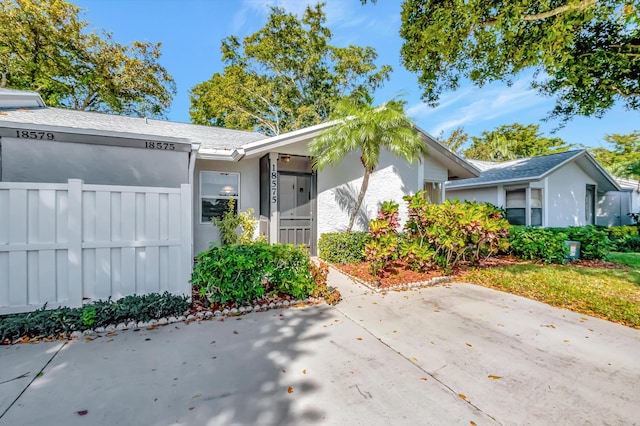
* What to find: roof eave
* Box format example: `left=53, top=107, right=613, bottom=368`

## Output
left=446, top=177, right=536, bottom=190
left=197, top=148, right=244, bottom=161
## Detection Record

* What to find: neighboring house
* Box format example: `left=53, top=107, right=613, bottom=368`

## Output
left=445, top=150, right=621, bottom=227
left=0, top=88, right=478, bottom=313
left=598, top=177, right=640, bottom=226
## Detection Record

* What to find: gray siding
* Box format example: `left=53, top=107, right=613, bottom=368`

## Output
left=2, top=137, right=188, bottom=187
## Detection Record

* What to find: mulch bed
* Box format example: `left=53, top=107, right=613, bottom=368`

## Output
left=332, top=256, right=626, bottom=289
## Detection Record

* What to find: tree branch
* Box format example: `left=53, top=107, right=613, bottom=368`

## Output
left=521, top=0, right=598, bottom=21
left=480, top=0, right=599, bottom=27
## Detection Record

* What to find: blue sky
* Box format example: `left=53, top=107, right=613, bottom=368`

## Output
left=76, top=0, right=638, bottom=149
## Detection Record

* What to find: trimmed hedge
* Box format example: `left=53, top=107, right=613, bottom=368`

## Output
left=318, top=232, right=369, bottom=264
left=508, top=225, right=615, bottom=262
left=0, top=292, right=190, bottom=343
left=191, top=243, right=322, bottom=305
left=507, top=227, right=568, bottom=264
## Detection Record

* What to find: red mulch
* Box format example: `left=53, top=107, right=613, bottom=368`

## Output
left=332, top=255, right=625, bottom=288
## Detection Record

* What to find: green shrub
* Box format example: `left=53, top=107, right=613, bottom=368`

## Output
left=0, top=292, right=190, bottom=343
left=614, top=235, right=640, bottom=253
left=562, top=226, right=614, bottom=260
left=402, top=194, right=510, bottom=272
left=192, top=243, right=321, bottom=305
left=365, top=202, right=401, bottom=276
left=507, top=226, right=568, bottom=263
left=318, top=232, right=369, bottom=264
left=608, top=226, right=639, bottom=238
left=212, top=198, right=264, bottom=245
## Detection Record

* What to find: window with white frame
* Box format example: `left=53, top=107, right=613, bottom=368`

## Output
left=505, top=189, right=526, bottom=225
left=530, top=188, right=543, bottom=226
left=505, top=187, right=543, bottom=226
left=423, top=181, right=443, bottom=203
left=200, top=171, right=239, bottom=223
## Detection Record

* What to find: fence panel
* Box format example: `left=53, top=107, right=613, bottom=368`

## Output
left=0, top=180, right=192, bottom=315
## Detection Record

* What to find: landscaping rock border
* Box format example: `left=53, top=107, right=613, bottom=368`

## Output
left=331, top=265, right=453, bottom=293
left=63, top=296, right=325, bottom=341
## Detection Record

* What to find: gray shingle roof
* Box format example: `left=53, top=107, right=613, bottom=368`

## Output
left=446, top=150, right=585, bottom=188
left=0, top=106, right=266, bottom=150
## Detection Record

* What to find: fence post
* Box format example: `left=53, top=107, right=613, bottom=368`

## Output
left=180, top=184, right=193, bottom=298
left=67, top=179, right=83, bottom=307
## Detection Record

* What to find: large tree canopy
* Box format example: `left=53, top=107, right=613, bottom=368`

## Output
left=0, top=0, right=175, bottom=117
left=190, top=4, right=392, bottom=136
left=394, top=0, right=639, bottom=121
left=462, top=123, right=572, bottom=161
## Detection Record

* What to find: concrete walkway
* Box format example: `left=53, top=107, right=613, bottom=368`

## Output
left=1, top=268, right=639, bottom=425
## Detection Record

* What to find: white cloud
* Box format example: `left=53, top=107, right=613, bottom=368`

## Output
left=408, top=77, right=549, bottom=136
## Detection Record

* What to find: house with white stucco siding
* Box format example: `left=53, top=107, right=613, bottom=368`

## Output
left=445, top=150, right=622, bottom=227
left=0, top=88, right=479, bottom=255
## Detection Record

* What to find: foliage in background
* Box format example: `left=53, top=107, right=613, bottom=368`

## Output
left=364, top=201, right=400, bottom=276
left=190, top=3, right=391, bottom=135
left=318, top=232, right=369, bottom=264
left=0, top=292, right=190, bottom=343
left=463, top=123, right=572, bottom=161
left=310, top=92, right=427, bottom=232
left=437, top=126, right=468, bottom=154
left=191, top=243, right=329, bottom=305
left=403, top=194, right=510, bottom=271
left=591, top=131, right=640, bottom=180
left=507, top=226, right=569, bottom=263
left=212, top=198, right=264, bottom=245
left=0, top=0, right=175, bottom=117
left=395, top=0, right=639, bottom=121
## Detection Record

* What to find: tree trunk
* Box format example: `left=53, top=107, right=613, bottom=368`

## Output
left=347, top=166, right=372, bottom=233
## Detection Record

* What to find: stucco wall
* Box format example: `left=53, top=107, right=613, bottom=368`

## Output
left=193, top=158, right=260, bottom=254
left=546, top=162, right=597, bottom=227
left=446, top=187, right=499, bottom=205
left=1, top=137, right=188, bottom=187
left=317, top=149, right=424, bottom=235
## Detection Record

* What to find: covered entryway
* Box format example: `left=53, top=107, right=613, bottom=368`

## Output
left=260, top=153, right=317, bottom=254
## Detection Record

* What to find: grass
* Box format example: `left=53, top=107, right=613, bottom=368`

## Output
left=459, top=253, right=640, bottom=328
left=606, top=252, right=640, bottom=270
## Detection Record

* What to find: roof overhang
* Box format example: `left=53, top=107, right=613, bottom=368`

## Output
left=0, top=90, right=46, bottom=108
left=446, top=150, right=621, bottom=192
left=414, top=125, right=480, bottom=179
left=574, top=152, right=620, bottom=192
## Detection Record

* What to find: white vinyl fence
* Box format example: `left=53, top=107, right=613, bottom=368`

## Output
left=0, top=179, right=192, bottom=315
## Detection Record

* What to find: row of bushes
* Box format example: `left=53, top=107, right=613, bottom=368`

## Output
left=191, top=242, right=335, bottom=305
left=320, top=222, right=638, bottom=267
left=0, top=292, right=190, bottom=343
left=321, top=195, right=511, bottom=276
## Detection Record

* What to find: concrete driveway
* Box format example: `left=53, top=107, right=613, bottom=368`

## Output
left=1, top=268, right=639, bottom=425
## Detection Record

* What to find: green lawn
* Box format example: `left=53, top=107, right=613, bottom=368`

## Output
left=460, top=253, right=640, bottom=328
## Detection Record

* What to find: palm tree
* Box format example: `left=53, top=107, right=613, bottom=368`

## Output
left=309, top=94, right=428, bottom=233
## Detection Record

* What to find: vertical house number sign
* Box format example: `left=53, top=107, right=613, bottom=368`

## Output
left=270, top=161, right=278, bottom=206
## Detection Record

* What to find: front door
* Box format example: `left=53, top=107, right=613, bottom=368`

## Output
left=278, top=173, right=313, bottom=248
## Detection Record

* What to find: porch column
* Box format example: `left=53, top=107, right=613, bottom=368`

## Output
left=269, top=152, right=279, bottom=245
